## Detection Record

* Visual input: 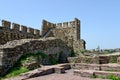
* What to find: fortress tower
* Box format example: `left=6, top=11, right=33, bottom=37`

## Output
left=41, top=18, right=86, bottom=55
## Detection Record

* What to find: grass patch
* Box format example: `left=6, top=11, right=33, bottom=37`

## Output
left=91, top=74, right=120, bottom=80
left=5, top=67, right=29, bottom=78
left=106, top=75, right=120, bottom=80
left=0, top=51, right=58, bottom=79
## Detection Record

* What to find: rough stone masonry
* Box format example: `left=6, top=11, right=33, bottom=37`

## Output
left=0, top=18, right=86, bottom=76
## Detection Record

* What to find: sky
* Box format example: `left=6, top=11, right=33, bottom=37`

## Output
left=0, top=0, right=120, bottom=49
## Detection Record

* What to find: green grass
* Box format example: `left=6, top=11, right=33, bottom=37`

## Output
left=5, top=67, right=29, bottom=78
left=0, top=51, right=58, bottom=79
left=91, top=74, right=120, bottom=80
left=106, top=75, right=120, bottom=80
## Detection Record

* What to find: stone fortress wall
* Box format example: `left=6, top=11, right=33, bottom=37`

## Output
left=42, top=18, right=86, bottom=54
left=0, top=20, right=41, bottom=44
left=0, top=18, right=86, bottom=76
left=0, top=38, right=71, bottom=76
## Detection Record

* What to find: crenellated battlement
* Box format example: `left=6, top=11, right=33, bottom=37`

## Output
left=42, top=20, right=56, bottom=36
left=1, top=20, right=40, bottom=35
left=55, top=18, right=80, bottom=29
left=0, top=18, right=86, bottom=76
left=42, top=18, right=85, bottom=53
left=0, top=20, right=41, bottom=44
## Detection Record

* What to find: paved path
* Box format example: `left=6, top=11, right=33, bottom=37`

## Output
left=27, top=69, right=109, bottom=80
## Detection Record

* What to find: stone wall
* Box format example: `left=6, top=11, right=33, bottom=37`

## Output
left=0, top=18, right=85, bottom=76
left=0, top=20, right=41, bottom=45
left=41, top=20, right=56, bottom=36
left=67, top=56, right=99, bottom=64
left=99, top=52, right=120, bottom=63
left=0, top=37, right=72, bottom=76
left=42, top=18, right=86, bottom=55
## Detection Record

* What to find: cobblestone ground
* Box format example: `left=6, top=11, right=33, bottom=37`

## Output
left=27, top=69, right=109, bottom=80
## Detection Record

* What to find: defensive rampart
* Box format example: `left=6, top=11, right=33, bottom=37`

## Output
left=0, top=20, right=40, bottom=45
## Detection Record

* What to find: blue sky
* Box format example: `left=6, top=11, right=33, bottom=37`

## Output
left=0, top=0, right=120, bottom=49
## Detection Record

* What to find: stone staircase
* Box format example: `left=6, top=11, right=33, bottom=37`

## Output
left=73, top=63, right=120, bottom=78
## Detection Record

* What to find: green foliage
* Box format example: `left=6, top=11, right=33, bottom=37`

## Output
left=1, top=51, right=58, bottom=79
left=106, top=75, right=120, bottom=80
left=93, top=74, right=120, bottom=80
left=90, top=74, right=98, bottom=78
left=109, top=56, right=117, bottom=63
left=80, top=49, right=85, bottom=54
left=69, top=50, right=76, bottom=57
left=1, top=51, right=61, bottom=79
left=49, top=55, right=57, bottom=65
left=5, top=67, right=29, bottom=78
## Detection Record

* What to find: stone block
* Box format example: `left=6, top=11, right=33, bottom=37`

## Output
left=94, top=71, right=120, bottom=77
left=21, top=25, right=27, bottom=32
left=74, top=69, right=94, bottom=77
left=28, top=28, right=34, bottom=34
left=57, top=23, right=62, bottom=28
left=2, top=20, right=11, bottom=29
left=101, top=64, right=120, bottom=71
left=69, top=21, right=75, bottom=28
left=34, top=29, right=40, bottom=35
left=12, top=23, right=20, bottom=31
left=117, top=57, right=120, bottom=64
left=63, top=22, right=68, bottom=28
left=54, top=67, right=65, bottom=74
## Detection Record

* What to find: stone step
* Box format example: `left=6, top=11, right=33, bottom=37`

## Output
left=54, top=67, right=65, bottom=74
left=74, top=69, right=120, bottom=78
left=95, top=71, right=120, bottom=77
left=71, top=63, right=100, bottom=70
left=71, top=63, right=120, bottom=71
left=74, top=69, right=94, bottom=77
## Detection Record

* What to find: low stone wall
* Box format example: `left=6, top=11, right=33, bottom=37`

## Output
left=0, top=37, right=72, bottom=76
left=70, top=63, right=120, bottom=71
left=70, top=63, right=100, bottom=70
left=68, top=52, right=120, bottom=65
left=67, top=56, right=99, bottom=64
left=117, top=57, right=120, bottom=64
left=99, top=52, right=120, bottom=63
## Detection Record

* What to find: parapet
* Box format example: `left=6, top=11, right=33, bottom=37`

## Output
left=0, top=20, right=41, bottom=45
left=0, top=20, right=40, bottom=35
left=34, top=29, right=40, bottom=35
left=2, top=20, right=11, bottom=29
left=21, top=25, right=27, bottom=32
left=55, top=18, right=80, bottom=28
left=42, top=20, right=55, bottom=36
left=12, top=23, right=20, bottom=31
left=57, top=23, right=62, bottom=28
left=28, top=27, right=34, bottom=34
left=63, top=22, right=68, bottom=28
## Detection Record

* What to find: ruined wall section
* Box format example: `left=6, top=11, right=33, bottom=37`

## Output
left=41, top=20, right=56, bottom=36
left=0, top=20, right=41, bottom=45
left=0, top=37, right=72, bottom=76
left=43, top=18, right=86, bottom=54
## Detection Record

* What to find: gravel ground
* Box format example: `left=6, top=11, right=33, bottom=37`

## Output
left=27, top=69, right=109, bottom=80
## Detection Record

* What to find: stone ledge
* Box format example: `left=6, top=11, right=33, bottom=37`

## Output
left=94, top=71, right=120, bottom=77
left=74, top=69, right=94, bottom=77
left=71, top=63, right=120, bottom=71
left=54, top=67, right=65, bottom=74
left=101, top=63, right=120, bottom=71
left=74, top=69, right=120, bottom=78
